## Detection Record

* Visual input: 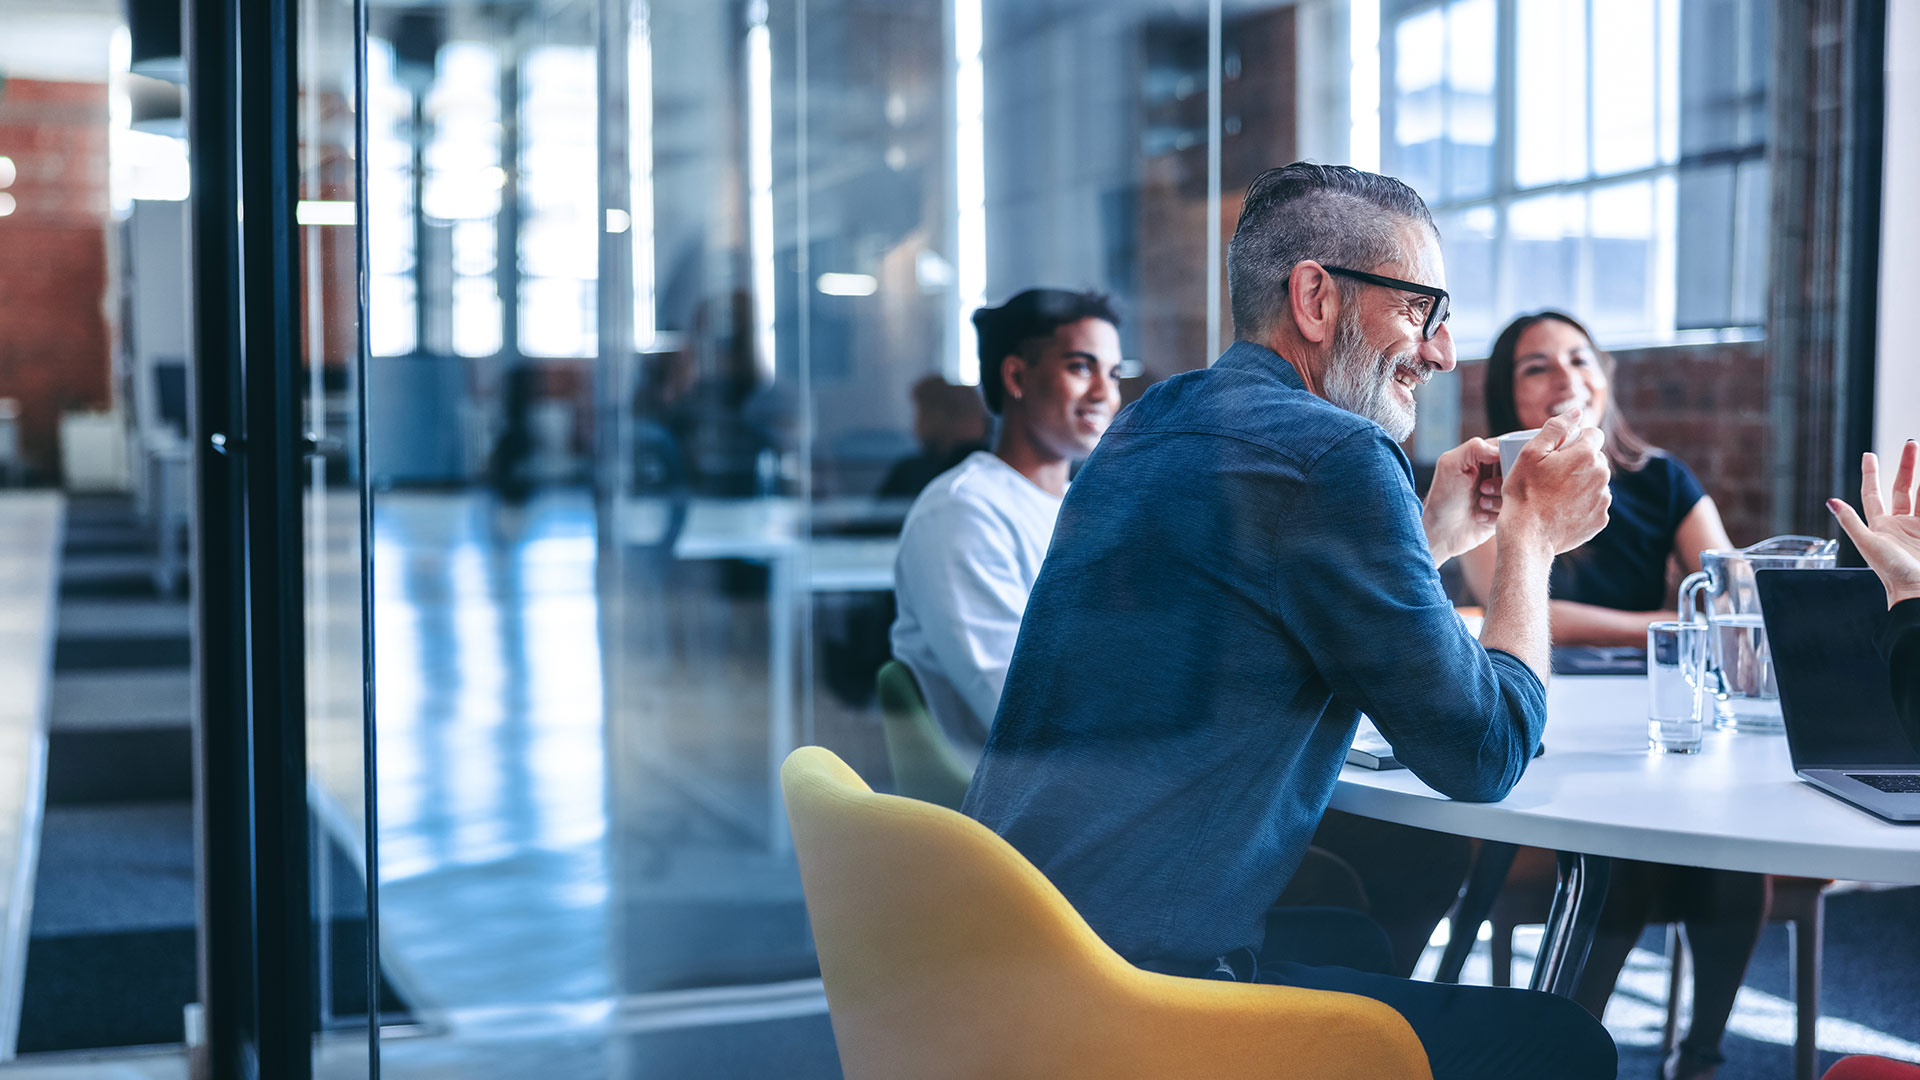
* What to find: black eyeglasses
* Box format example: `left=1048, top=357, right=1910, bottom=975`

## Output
left=1280, top=264, right=1451, bottom=341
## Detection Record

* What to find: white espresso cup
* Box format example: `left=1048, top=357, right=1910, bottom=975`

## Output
left=1498, top=428, right=1543, bottom=476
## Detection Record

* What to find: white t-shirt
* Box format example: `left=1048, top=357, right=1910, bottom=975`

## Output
left=890, top=451, right=1064, bottom=757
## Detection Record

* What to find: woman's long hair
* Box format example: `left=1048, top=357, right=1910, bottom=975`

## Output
left=1484, top=310, right=1658, bottom=473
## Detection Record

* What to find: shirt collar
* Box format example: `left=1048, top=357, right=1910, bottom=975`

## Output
left=1213, top=340, right=1308, bottom=392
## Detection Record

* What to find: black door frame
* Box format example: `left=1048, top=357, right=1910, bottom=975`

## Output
left=186, top=0, right=259, bottom=1071
left=189, top=0, right=377, bottom=1073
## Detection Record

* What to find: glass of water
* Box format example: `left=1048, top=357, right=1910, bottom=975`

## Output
left=1648, top=621, right=1709, bottom=753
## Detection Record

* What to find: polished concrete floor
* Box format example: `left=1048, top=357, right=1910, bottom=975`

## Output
left=361, top=491, right=840, bottom=1079
left=8, top=488, right=1919, bottom=1078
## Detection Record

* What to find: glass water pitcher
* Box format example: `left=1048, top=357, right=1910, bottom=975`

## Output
left=1677, top=535, right=1838, bottom=732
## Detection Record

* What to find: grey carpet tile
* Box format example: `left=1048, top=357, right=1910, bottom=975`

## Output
left=61, top=525, right=156, bottom=557
left=59, top=555, right=166, bottom=583
left=50, top=672, right=192, bottom=730
left=56, top=599, right=192, bottom=639
left=53, top=637, right=191, bottom=672
left=29, top=802, right=196, bottom=936
left=0, top=1048, right=189, bottom=1079
left=45, top=728, right=195, bottom=805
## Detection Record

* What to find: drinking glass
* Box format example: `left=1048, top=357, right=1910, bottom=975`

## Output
left=1647, top=621, right=1708, bottom=753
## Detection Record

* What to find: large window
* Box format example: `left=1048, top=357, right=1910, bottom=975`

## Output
left=1382, top=0, right=1769, bottom=353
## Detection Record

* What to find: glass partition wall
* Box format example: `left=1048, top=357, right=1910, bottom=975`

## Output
left=353, top=0, right=1285, bottom=1075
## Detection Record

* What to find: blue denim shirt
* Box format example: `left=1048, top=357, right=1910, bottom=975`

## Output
left=962, top=340, right=1547, bottom=975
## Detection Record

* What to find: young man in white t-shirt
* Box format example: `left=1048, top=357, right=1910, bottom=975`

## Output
left=890, top=289, right=1124, bottom=755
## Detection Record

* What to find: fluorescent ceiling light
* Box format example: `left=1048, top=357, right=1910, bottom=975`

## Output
left=295, top=200, right=356, bottom=226
left=816, top=273, right=878, bottom=297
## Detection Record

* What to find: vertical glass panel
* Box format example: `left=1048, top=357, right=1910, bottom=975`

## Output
left=1589, top=0, right=1657, bottom=175
left=1677, top=0, right=1767, bottom=157
left=1443, top=0, right=1496, bottom=200
left=367, top=3, right=619, bottom=1076
left=518, top=45, right=598, bottom=358
left=300, top=0, right=375, bottom=1073
left=1731, top=158, right=1769, bottom=327
left=1437, top=204, right=1498, bottom=355
left=1392, top=7, right=1445, bottom=198
left=1586, top=179, right=1656, bottom=337
left=1507, top=191, right=1585, bottom=313
left=1514, top=0, right=1588, bottom=187
left=1673, top=162, right=1734, bottom=329
left=4, top=6, right=203, bottom=1061
left=367, top=40, right=418, bottom=357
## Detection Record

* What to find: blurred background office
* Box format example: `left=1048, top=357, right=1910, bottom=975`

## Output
left=0, top=0, right=1914, bottom=1077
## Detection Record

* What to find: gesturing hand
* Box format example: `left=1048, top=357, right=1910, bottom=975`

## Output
left=1829, top=440, right=1920, bottom=609
left=1422, top=436, right=1502, bottom=565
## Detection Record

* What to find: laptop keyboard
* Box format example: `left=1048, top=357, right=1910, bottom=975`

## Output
left=1849, top=773, right=1920, bottom=793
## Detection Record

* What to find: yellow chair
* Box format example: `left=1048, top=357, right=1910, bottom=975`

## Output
left=876, top=659, right=975, bottom=810
left=780, top=746, right=1432, bottom=1079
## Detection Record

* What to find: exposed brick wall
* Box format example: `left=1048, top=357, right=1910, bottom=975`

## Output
left=1455, top=338, right=1775, bottom=546
left=1134, top=7, right=1297, bottom=381
left=0, top=78, right=112, bottom=480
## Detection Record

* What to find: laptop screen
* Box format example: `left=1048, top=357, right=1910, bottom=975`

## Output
left=1757, top=569, right=1916, bottom=769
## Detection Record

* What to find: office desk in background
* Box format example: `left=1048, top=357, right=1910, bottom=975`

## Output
left=621, top=496, right=903, bottom=849
left=1332, top=675, right=1920, bottom=997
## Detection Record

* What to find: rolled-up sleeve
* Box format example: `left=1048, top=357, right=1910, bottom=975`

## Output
left=1267, top=428, right=1547, bottom=802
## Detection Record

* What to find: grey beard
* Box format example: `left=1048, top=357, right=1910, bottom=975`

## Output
left=1321, top=307, right=1419, bottom=442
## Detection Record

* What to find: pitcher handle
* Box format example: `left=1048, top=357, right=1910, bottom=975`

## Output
left=1678, top=570, right=1712, bottom=624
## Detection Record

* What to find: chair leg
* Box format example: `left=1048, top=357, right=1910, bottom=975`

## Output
left=1792, top=896, right=1824, bottom=1080
left=1662, top=922, right=1686, bottom=1056
left=1490, top=918, right=1513, bottom=988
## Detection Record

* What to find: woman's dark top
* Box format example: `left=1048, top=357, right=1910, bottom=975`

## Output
left=1550, top=451, right=1706, bottom=612
left=1880, top=597, right=1920, bottom=751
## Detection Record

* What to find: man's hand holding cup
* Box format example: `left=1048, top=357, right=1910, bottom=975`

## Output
left=1498, top=408, right=1612, bottom=555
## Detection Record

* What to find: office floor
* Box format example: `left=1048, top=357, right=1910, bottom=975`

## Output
left=361, top=491, right=835, bottom=1079
left=353, top=490, right=1920, bottom=1080
left=7, top=488, right=1917, bottom=1078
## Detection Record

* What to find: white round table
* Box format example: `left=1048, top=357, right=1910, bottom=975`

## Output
left=1330, top=675, right=1920, bottom=995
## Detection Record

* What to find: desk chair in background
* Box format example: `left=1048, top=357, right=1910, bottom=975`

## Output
left=875, top=660, right=974, bottom=811
left=875, top=659, right=1371, bottom=910
left=780, top=746, right=1432, bottom=1079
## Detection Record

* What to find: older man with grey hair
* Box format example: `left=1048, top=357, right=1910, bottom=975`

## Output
left=964, top=163, right=1619, bottom=1078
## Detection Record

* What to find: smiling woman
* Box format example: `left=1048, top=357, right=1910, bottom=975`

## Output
left=1461, top=309, right=1732, bottom=642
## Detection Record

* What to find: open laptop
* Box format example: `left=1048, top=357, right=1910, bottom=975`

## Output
left=1757, top=568, right=1920, bottom=824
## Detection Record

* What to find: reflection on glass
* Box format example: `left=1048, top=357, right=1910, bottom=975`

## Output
left=299, top=0, right=374, bottom=1070
left=1443, top=0, right=1495, bottom=200
left=1590, top=0, right=1658, bottom=176
left=1587, top=179, right=1655, bottom=334
left=1731, top=159, right=1768, bottom=326
left=1514, top=0, right=1587, bottom=188
left=1393, top=7, right=1443, bottom=197
left=954, top=0, right=986, bottom=383
left=367, top=40, right=417, bottom=357
left=1508, top=192, right=1584, bottom=314
left=1437, top=204, right=1497, bottom=354
left=519, top=45, right=597, bottom=358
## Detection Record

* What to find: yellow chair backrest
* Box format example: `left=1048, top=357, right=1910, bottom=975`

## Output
left=780, top=746, right=1432, bottom=1080
left=875, top=659, right=974, bottom=810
